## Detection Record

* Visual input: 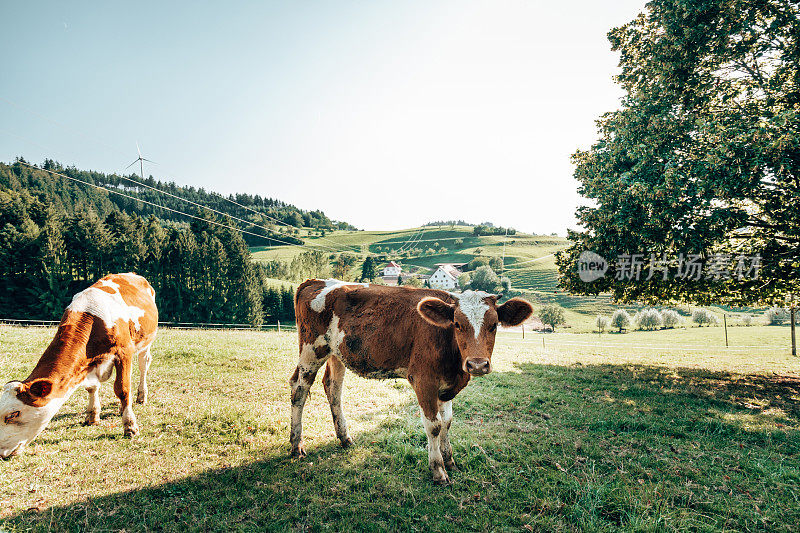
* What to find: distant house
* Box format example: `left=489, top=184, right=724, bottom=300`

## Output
left=428, top=264, right=463, bottom=290
left=382, top=261, right=402, bottom=277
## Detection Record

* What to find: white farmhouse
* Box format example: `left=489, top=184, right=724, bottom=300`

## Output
left=382, top=261, right=402, bottom=277
left=428, top=264, right=461, bottom=290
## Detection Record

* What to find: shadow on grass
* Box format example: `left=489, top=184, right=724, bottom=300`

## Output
left=3, top=363, right=799, bottom=532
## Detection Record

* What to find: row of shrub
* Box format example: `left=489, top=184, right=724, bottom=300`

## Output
left=597, top=306, right=796, bottom=333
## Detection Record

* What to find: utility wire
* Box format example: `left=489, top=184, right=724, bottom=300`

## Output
left=394, top=227, right=425, bottom=255
left=113, top=173, right=342, bottom=253
left=206, top=188, right=359, bottom=252
left=15, top=162, right=333, bottom=251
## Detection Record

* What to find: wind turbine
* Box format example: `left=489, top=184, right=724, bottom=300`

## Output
left=126, top=142, right=156, bottom=180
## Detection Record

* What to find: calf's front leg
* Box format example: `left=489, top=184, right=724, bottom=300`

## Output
left=83, top=385, right=101, bottom=426
left=439, top=400, right=456, bottom=471
left=414, top=382, right=449, bottom=484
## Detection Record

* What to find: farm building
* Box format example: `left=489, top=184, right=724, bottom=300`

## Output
left=382, top=261, right=402, bottom=277
left=428, top=264, right=462, bottom=290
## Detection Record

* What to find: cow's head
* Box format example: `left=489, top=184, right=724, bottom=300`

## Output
left=417, top=291, right=533, bottom=376
left=0, top=379, right=59, bottom=459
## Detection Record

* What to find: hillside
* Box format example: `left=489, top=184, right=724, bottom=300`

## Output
left=253, top=225, right=566, bottom=288
left=251, top=225, right=623, bottom=329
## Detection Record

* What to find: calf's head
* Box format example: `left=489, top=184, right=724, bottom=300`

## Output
left=417, top=291, right=533, bottom=376
left=0, top=378, right=59, bottom=459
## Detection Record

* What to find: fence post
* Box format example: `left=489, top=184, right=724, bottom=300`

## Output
left=791, top=306, right=796, bottom=357
left=278, top=320, right=281, bottom=333
left=723, top=314, right=728, bottom=347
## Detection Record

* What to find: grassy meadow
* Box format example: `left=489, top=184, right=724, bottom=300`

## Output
left=1, top=325, right=798, bottom=531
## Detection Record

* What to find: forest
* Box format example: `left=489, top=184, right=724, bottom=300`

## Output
left=0, top=160, right=309, bottom=325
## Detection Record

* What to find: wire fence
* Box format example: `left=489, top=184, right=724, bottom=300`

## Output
left=3, top=319, right=790, bottom=353
left=0, top=318, right=297, bottom=332
left=501, top=336, right=785, bottom=352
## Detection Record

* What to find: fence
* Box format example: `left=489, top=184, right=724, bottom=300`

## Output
left=0, top=318, right=297, bottom=332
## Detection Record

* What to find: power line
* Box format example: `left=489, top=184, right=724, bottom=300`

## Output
left=502, top=253, right=557, bottom=269
left=15, top=162, right=333, bottom=251
left=394, top=227, right=425, bottom=255
left=113, top=173, right=342, bottom=253
left=208, top=189, right=359, bottom=252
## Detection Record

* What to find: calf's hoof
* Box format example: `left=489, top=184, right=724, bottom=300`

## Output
left=340, top=436, right=354, bottom=448
left=135, top=390, right=147, bottom=405
left=445, top=460, right=459, bottom=472
left=83, top=412, right=100, bottom=426
left=124, top=423, right=140, bottom=438
left=430, top=461, right=451, bottom=485
left=290, top=444, right=307, bottom=458
left=432, top=472, right=451, bottom=485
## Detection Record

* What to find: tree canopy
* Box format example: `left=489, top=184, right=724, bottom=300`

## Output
left=556, top=0, right=800, bottom=306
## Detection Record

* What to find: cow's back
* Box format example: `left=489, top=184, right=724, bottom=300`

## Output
left=65, top=272, right=158, bottom=351
left=295, top=279, right=455, bottom=377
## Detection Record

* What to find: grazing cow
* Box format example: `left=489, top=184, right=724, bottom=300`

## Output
left=0, top=273, right=158, bottom=459
left=290, top=279, right=533, bottom=483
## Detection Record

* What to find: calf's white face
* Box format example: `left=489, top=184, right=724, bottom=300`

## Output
left=0, top=380, right=60, bottom=459
left=417, top=292, right=534, bottom=376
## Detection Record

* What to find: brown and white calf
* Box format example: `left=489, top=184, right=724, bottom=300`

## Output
left=0, top=273, right=158, bottom=459
left=290, top=279, right=533, bottom=483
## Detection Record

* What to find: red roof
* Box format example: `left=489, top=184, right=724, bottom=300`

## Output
left=386, top=261, right=401, bottom=268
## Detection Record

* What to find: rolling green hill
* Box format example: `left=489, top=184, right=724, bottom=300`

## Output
left=249, top=225, right=627, bottom=329
left=252, top=225, right=568, bottom=291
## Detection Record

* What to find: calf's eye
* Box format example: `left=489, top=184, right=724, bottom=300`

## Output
left=454, top=322, right=462, bottom=330
left=4, top=411, right=20, bottom=424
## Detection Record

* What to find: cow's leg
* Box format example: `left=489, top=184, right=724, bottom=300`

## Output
left=113, top=353, right=139, bottom=437
left=322, top=355, right=353, bottom=448
left=438, top=400, right=456, bottom=470
left=414, top=382, right=449, bottom=484
left=289, top=343, right=328, bottom=457
left=83, top=385, right=101, bottom=426
left=136, top=345, right=153, bottom=405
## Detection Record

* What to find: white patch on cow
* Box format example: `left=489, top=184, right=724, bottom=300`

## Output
left=81, top=357, right=115, bottom=389
left=68, top=286, right=146, bottom=331
left=97, top=278, right=120, bottom=292
left=0, top=381, right=79, bottom=459
left=310, top=279, right=368, bottom=313
left=318, top=314, right=346, bottom=354
left=457, top=290, right=493, bottom=338
left=148, top=287, right=156, bottom=300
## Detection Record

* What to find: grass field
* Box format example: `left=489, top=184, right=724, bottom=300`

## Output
left=1, top=325, right=798, bottom=531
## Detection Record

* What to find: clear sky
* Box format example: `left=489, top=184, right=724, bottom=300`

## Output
left=0, top=1, right=645, bottom=235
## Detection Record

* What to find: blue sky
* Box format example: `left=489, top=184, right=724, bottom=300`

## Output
left=0, top=1, right=645, bottom=234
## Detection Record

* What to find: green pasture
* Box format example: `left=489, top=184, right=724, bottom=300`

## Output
left=1, top=325, right=798, bottom=531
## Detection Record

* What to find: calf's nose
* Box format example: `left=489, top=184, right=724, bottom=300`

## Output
left=466, top=358, right=491, bottom=375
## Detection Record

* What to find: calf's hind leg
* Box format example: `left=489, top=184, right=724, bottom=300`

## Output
left=114, top=352, right=139, bottom=437
left=322, top=355, right=353, bottom=447
left=289, top=343, right=329, bottom=457
left=136, top=345, right=153, bottom=405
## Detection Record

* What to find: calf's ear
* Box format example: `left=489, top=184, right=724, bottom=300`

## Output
left=21, top=378, right=53, bottom=399
left=497, top=298, right=534, bottom=327
left=417, top=297, right=455, bottom=328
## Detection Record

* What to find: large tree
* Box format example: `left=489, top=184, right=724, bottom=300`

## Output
left=557, top=0, right=800, bottom=306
